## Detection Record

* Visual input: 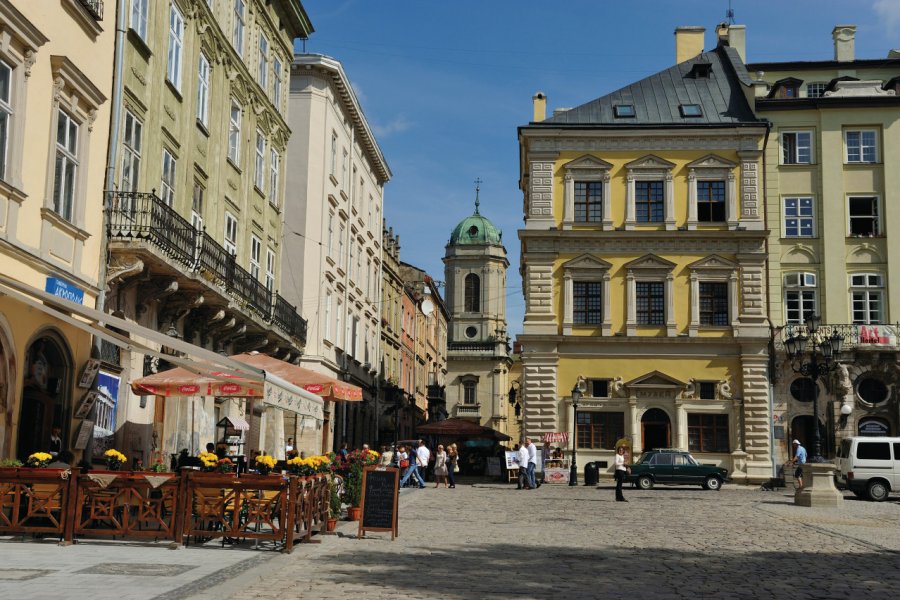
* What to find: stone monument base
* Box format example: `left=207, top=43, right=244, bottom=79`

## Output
left=794, top=463, right=844, bottom=508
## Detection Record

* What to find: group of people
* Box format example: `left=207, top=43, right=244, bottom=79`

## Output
left=515, top=437, right=538, bottom=490
left=376, top=440, right=459, bottom=489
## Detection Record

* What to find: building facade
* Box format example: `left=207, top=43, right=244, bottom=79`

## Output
left=0, top=0, right=113, bottom=460
left=284, top=53, right=391, bottom=452
left=443, top=193, right=513, bottom=437
left=518, top=27, right=774, bottom=482
left=104, top=0, right=312, bottom=463
left=747, top=26, right=900, bottom=465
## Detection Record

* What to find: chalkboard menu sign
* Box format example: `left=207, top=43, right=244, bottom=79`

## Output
left=358, top=466, right=399, bottom=540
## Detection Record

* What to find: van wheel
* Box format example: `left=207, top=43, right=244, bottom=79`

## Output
left=867, top=480, right=890, bottom=502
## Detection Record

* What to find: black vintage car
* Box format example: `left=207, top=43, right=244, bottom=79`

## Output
left=626, top=448, right=728, bottom=490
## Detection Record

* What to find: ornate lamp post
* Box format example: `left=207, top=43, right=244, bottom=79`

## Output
left=569, top=381, right=582, bottom=486
left=782, top=314, right=845, bottom=463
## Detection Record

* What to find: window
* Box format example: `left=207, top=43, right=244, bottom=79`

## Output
left=131, top=0, right=148, bottom=40
left=781, top=131, right=812, bottom=165
left=254, top=130, right=265, bottom=190
left=257, top=34, right=268, bottom=90
left=463, top=381, right=477, bottom=405
left=228, top=101, right=241, bottom=163
left=160, top=149, right=176, bottom=206
left=679, top=104, right=702, bottom=117
left=698, top=382, right=717, bottom=400
left=576, top=412, right=624, bottom=449
left=635, top=281, right=665, bottom=325
left=857, top=442, right=891, bottom=461
left=166, top=4, right=184, bottom=91
left=269, top=150, right=279, bottom=206
left=857, top=378, right=889, bottom=405
left=356, top=243, right=362, bottom=283
left=351, top=317, right=359, bottom=358
left=790, top=378, right=817, bottom=402
left=338, top=224, right=345, bottom=269
left=635, top=181, right=664, bottom=223
left=348, top=238, right=355, bottom=279
left=573, top=281, right=602, bottom=325
left=232, top=0, right=245, bottom=57
left=250, top=235, right=261, bottom=279
left=697, top=181, right=725, bottom=222
left=326, top=211, right=334, bottom=258
left=699, top=282, right=728, bottom=325
left=846, top=130, right=877, bottom=163
left=224, top=212, right=237, bottom=255
left=335, top=299, right=343, bottom=347
left=590, top=380, right=609, bottom=398
left=613, top=104, right=635, bottom=118
left=574, top=181, right=602, bottom=223
left=191, top=181, right=203, bottom=229
left=848, top=196, right=879, bottom=236
left=806, top=82, right=827, bottom=98
left=0, top=60, right=11, bottom=181
left=688, top=414, right=729, bottom=453
left=53, top=110, right=79, bottom=221
left=324, top=292, right=332, bottom=341
left=197, top=53, right=210, bottom=126
left=272, top=57, right=282, bottom=107
left=784, top=272, right=817, bottom=324
left=464, top=274, right=480, bottom=312
left=850, top=273, right=883, bottom=324
left=784, top=197, right=814, bottom=237
left=120, top=111, right=142, bottom=192
left=342, top=149, right=348, bottom=192
left=330, top=133, right=337, bottom=176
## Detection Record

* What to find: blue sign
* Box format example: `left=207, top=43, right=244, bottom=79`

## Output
left=45, top=277, right=84, bottom=305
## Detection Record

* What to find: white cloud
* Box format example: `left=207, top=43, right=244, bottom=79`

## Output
left=874, top=0, right=900, bottom=29
left=371, top=115, right=413, bottom=138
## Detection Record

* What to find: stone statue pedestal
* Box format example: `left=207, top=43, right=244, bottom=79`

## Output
left=794, top=463, right=844, bottom=508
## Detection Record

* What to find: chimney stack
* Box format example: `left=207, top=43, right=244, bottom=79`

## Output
left=675, top=26, right=705, bottom=63
left=726, top=25, right=746, bottom=63
left=532, top=92, right=546, bottom=122
left=832, top=25, right=856, bottom=62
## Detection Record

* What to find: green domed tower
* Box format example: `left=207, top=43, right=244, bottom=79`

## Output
left=443, top=183, right=512, bottom=433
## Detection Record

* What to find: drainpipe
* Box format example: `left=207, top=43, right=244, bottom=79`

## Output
left=760, top=121, right=776, bottom=479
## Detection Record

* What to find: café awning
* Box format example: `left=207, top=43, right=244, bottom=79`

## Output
left=416, top=417, right=512, bottom=441
left=217, top=416, right=250, bottom=431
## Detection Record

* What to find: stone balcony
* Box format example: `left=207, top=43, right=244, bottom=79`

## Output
left=455, top=404, right=481, bottom=418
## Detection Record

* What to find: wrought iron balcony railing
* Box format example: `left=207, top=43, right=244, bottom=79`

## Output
left=106, top=190, right=306, bottom=344
left=78, top=0, right=104, bottom=20
left=448, top=341, right=497, bottom=352
left=774, top=322, right=900, bottom=352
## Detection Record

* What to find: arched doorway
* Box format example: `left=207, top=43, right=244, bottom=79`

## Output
left=789, top=415, right=826, bottom=454
left=641, top=408, right=671, bottom=451
left=17, top=333, right=71, bottom=460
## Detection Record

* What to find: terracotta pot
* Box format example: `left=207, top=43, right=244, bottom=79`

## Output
left=347, top=506, right=361, bottom=521
left=326, top=518, right=338, bottom=531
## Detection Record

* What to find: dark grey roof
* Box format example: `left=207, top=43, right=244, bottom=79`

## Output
left=541, top=46, right=761, bottom=127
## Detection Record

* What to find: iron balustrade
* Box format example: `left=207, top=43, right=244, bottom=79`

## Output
left=78, top=0, right=104, bottom=20
left=448, top=341, right=497, bottom=352
left=106, top=190, right=307, bottom=344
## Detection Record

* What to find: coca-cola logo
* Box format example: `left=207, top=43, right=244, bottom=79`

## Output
left=220, top=383, right=242, bottom=394
left=305, top=384, right=325, bottom=393
left=178, top=385, right=199, bottom=394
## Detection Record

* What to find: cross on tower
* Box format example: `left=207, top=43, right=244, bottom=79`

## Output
left=474, top=178, right=482, bottom=214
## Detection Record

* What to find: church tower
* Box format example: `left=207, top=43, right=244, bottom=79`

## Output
left=443, top=183, right=512, bottom=435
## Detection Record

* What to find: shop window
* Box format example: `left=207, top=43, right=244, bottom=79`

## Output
left=576, top=412, right=624, bottom=449
left=688, top=414, right=729, bottom=452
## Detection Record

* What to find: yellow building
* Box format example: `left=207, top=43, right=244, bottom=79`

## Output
left=0, top=0, right=112, bottom=460
left=747, top=26, right=900, bottom=464
left=518, top=26, right=774, bottom=482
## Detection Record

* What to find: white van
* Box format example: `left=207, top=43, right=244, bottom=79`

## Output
left=834, top=436, right=900, bottom=501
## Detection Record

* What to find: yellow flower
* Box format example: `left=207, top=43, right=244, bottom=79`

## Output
left=29, top=452, right=53, bottom=462
left=104, top=449, right=127, bottom=463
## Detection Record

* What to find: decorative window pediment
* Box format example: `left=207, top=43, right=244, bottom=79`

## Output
left=624, top=156, right=676, bottom=230
left=562, top=254, right=612, bottom=335
left=562, top=254, right=612, bottom=273
left=625, top=155, right=676, bottom=171
left=624, top=253, right=676, bottom=273
left=562, top=155, right=613, bottom=229
left=686, top=154, right=736, bottom=170
left=626, top=371, right=685, bottom=389
left=688, top=254, right=737, bottom=273
left=688, top=255, right=739, bottom=335
left=563, top=155, right=613, bottom=174
left=686, top=154, right=738, bottom=229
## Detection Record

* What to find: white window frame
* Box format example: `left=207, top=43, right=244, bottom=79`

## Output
left=850, top=273, right=884, bottom=324
left=847, top=195, right=880, bottom=237
left=197, top=52, right=210, bottom=127
left=250, top=234, right=261, bottom=280
left=224, top=211, right=237, bottom=255
left=562, top=157, right=613, bottom=230
left=338, top=223, right=346, bottom=270
left=806, top=82, right=827, bottom=98
left=254, top=130, right=265, bottom=191
left=130, top=0, right=149, bottom=40
left=120, top=110, right=142, bottom=193
left=257, top=33, right=268, bottom=90
left=232, top=0, right=245, bottom=57
left=341, top=149, right=348, bottom=193
left=191, top=181, right=203, bottom=229
left=324, top=292, right=332, bottom=341
left=562, top=255, right=612, bottom=336
left=265, top=247, right=275, bottom=291
left=330, top=132, right=337, bottom=177
left=0, top=59, right=12, bottom=182
left=228, top=100, right=241, bottom=163
left=326, top=211, right=334, bottom=259
left=624, top=255, right=676, bottom=336
left=272, top=57, right=282, bottom=108
left=780, top=130, right=813, bottom=165
left=53, top=109, right=79, bottom=221
left=349, top=237, right=355, bottom=279
left=166, top=3, right=184, bottom=91
left=783, top=196, right=815, bottom=238
left=269, top=149, right=279, bottom=207
left=845, top=129, right=878, bottom=164
left=335, top=299, right=343, bottom=348
left=687, top=256, right=739, bottom=336
left=784, top=272, right=817, bottom=325
left=624, top=156, right=676, bottom=231
left=160, top=149, right=176, bottom=206
left=685, top=155, right=738, bottom=229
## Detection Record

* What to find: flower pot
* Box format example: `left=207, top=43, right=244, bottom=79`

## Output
left=326, top=518, right=338, bottom=531
left=347, top=506, right=361, bottom=521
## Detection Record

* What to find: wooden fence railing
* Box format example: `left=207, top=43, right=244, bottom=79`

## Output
left=0, top=469, right=331, bottom=553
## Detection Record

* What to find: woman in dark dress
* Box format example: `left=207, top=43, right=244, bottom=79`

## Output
left=446, top=443, right=458, bottom=489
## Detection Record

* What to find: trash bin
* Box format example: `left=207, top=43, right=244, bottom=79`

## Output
left=584, top=462, right=600, bottom=486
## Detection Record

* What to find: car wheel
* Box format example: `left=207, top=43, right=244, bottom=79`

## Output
left=704, top=476, right=722, bottom=491
left=637, top=475, right=653, bottom=490
left=867, top=480, right=890, bottom=502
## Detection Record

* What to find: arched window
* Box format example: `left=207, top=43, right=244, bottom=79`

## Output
left=464, top=273, right=480, bottom=312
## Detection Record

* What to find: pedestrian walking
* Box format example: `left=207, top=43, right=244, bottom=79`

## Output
left=400, top=440, right=428, bottom=488
left=614, top=445, right=629, bottom=502
left=525, top=437, right=538, bottom=489
left=447, top=443, right=459, bottom=488
left=517, top=440, right=531, bottom=489
left=433, top=445, right=449, bottom=488
left=379, top=445, right=394, bottom=467
left=791, top=439, right=807, bottom=490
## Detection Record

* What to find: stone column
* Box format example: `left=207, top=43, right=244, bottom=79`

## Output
left=740, top=345, right=773, bottom=483
left=687, top=169, right=698, bottom=230
left=674, top=399, right=687, bottom=449
left=521, top=344, right=559, bottom=437
left=665, top=171, right=676, bottom=230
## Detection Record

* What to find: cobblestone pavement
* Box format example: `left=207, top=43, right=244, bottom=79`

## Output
left=2, top=483, right=899, bottom=600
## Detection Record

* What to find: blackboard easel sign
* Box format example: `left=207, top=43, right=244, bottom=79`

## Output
left=357, top=466, right=399, bottom=540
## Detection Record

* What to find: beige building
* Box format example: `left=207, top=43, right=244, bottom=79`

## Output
left=284, top=53, right=391, bottom=452
left=104, top=0, right=313, bottom=462
left=747, top=26, right=900, bottom=465
left=0, top=0, right=112, bottom=460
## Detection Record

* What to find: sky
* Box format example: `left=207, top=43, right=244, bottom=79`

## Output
left=297, top=0, right=899, bottom=339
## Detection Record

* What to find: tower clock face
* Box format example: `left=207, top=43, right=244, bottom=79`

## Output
left=465, top=326, right=477, bottom=338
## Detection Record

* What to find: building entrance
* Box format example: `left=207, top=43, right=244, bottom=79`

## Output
left=17, top=335, right=70, bottom=460
left=641, top=408, right=671, bottom=451
left=790, top=415, right=827, bottom=456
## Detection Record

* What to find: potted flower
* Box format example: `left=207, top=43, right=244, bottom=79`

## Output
left=343, top=448, right=379, bottom=520
left=198, top=451, right=219, bottom=472
left=26, top=452, right=53, bottom=468
left=147, top=460, right=167, bottom=473
left=216, top=457, right=235, bottom=474
left=254, top=453, right=277, bottom=475
left=328, top=474, right=342, bottom=530
left=103, top=449, right=127, bottom=471
left=0, top=458, right=23, bottom=469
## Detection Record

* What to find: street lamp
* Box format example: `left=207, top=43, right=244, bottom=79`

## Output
left=569, top=381, right=582, bottom=486
left=782, top=315, right=845, bottom=463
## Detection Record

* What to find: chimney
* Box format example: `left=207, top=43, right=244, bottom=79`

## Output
left=532, top=92, right=546, bottom=122
left=727, top=25, right=746, bottom=63
left=675, top=26, right=705, bottom=63
left=832, top=25, right=856, bottom=62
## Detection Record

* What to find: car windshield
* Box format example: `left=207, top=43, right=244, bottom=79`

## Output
left=683, top=454, right=699, bottom=466
left=637, top=452, right=652, bottom=464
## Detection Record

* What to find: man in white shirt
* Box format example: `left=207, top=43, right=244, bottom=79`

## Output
left=401, top=439, right=429, bottom=488
left=526, top=437, right=538, bottom=489
left=517, top=441, right=530, bottom=489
